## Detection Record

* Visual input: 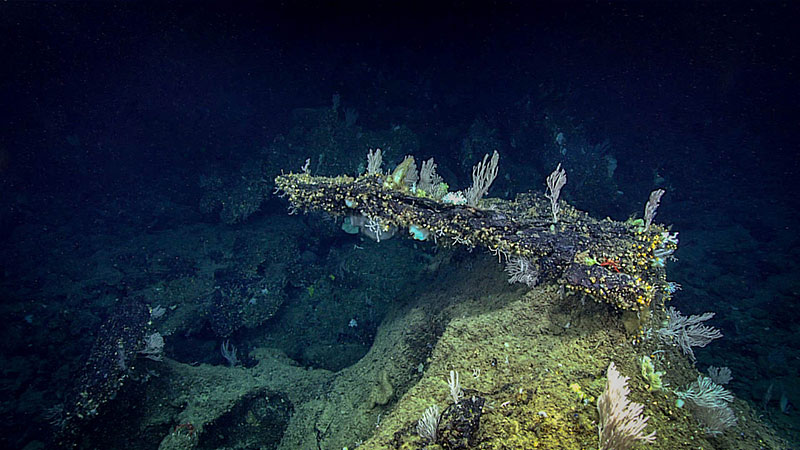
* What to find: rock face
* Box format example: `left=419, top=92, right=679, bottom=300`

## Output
left=58, top=299, right=151, bottom=444
left=438, top=395, right=486, bottom=449
left=275, top=169, right=675, bottom=311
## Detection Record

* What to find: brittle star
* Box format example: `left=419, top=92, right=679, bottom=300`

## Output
left=599, top=259, right=621, bottom=273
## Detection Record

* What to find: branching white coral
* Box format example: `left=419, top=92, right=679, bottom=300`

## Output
left=598, top=362, right=656, bottom=450
left=677, top=376, right=737, bottom=436
left=448, top=370, right=463, bottom=404
left=465, top=151, right=499, bottom=207
left=504, top=256, right=539, bottom=288
left=677, top=376, right=733, bottom=409
left=417, top=404, right=440, bottom=443
left=657, top=307, right=722, bottom=362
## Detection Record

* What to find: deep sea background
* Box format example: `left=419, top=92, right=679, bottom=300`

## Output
left=1, top=1, right=799, bottom=448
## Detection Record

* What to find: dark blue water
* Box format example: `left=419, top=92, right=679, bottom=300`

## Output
left=1, top=2, right=798, bottom=449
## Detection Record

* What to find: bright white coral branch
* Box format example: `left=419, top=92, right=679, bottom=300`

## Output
left=545, top=163, right=567, bottom=223
left=657, top=307, right=722, bottom=362
left=465, top=151, right=499, bottom=207
left=644, top=189, right=665, bottom=231
left=448, top=370, right=463, bottom=404
left=367, top=148, right=383, bottom=175
left=417, top=404, right=440, bottom=443
left=598, top=362, right=656, bottom=450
